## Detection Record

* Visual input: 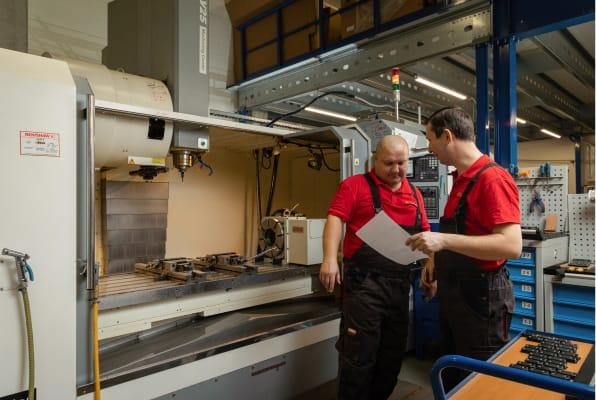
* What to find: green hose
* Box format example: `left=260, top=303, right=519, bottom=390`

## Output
left=21, top=288, right=35, bottom=399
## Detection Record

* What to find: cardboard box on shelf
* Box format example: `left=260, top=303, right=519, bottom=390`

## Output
left=225, top=0, right=285, bottom=26
left=321, top=7, right=343, bottom=45
left=226, top=0, right=318, bottom=81
left=340, top=0, right=430, bottom=40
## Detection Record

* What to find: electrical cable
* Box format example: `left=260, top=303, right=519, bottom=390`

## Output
left=196, top=156, right=214, bottom=176
left=319, top=148, right=340, bottom=172
left=353, top=95, right=394, bottom=109
left=254, top=149, right=262, bottom=224
left=266, top=91, right=352, bottom=127
left=261, top=152, right=272, bottom=169
left=265, top=153, right=280, bottom=216
left=281, top=138, right=338, bottom=151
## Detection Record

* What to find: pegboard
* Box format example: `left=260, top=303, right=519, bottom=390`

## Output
left=515, top=166, right=568, bottom=232
left=568, top=194, right=595, bottom=261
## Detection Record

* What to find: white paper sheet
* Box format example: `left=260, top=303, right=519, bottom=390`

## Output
left=356, top=210, right=427, bottom=265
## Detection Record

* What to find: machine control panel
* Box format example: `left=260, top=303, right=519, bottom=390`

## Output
left=416, top=186, right=439, bottom=219
left=412, top=154, right=439, bottom=181
left=409, top=154, right=445, bottom=224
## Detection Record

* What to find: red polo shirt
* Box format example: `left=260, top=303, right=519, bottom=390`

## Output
left=328, top=170, right=430, bottom=260
left=444, top=154, right=520, bottom=270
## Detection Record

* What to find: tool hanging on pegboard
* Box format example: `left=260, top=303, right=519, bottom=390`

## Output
left=515, top=165, right=568, bottom=233
left=539, top=162, right=552, bottom=178
left=529, top=190, right=546, bottom=214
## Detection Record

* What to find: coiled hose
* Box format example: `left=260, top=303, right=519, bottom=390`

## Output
left=21, top=288, right=35, bottom=400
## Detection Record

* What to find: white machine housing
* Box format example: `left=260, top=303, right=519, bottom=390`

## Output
left=0, top=49, right=77, bottom=399
left=286, top=218, right=325, bottom=265
left=48, top=55, right=175, bottom=168
left=259, top=216, right=325, bottom=265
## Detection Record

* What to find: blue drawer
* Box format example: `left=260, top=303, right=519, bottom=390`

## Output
left=554, top=319, right=596, bottom=341
left=552, top=284, right=595, bottom=308
left=507, top=248, right=535, bottom=267
left=511, top=314, right=535, bottom=330
left=514, top=298, right=536, bottom=317
left=513, top=281, right=535, bottom=300
left=554, top=302, right=595, bottom=325
left=507, top=264, right=535, bottom=283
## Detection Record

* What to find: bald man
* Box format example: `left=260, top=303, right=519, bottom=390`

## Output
left=321, top=135, right=432, bottom=400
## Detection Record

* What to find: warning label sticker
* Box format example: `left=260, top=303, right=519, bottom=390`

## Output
left=20, top=131, right=60, bottom=157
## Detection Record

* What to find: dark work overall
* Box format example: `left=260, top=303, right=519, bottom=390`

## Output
left=337, top=173, right=422, bottom=400
left=435, top=162, right=514, bottom=392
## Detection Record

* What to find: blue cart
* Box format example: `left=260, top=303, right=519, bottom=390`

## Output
left=431, top=331, right=595, bottom=400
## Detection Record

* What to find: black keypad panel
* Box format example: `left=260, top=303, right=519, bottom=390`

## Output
left=412, top=155, right=440, bottom=182
left=416, top=186, right=439, bottom=219
left=509, top=332, right=580, bottom=380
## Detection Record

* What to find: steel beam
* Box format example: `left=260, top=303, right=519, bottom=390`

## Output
left=507, top=0, right=595, bottom=40
left=328, top=78, right=473, bottom=118
left=532, top=30, right=595, bottom=89
left=365, top=76, right=473, bottom=117
left=575, top=143, right=582, bottom=193
left=493, top=37, right=518, bottom=173
left=449, top=49, right=591, bottom=128
left=514, top=48, right=562, bottom=75
left=517, top=56, right=589, bottom=125
left=237, top=1, right=491, bottom=108
left=475, top=43, right=490, bottom=154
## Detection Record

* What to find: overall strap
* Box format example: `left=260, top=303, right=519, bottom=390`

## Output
left=454, top=162, right=498, bottom=234
left=364, top=173, right=382, bottom=214
left=411, top=185, right=422, bottom=228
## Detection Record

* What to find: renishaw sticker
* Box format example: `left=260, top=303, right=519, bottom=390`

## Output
left=20, top=131, right=60, bottom=157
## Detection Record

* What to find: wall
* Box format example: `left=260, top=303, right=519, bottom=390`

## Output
left=0, top=0, right=27, bottom=52
left=262, top=151, right=338, bottom=218
left=28, top=0, right=109, bottom=63
left=103, top=146, right=253, bottom=260
left=517, top=139, right=579, bottom=193
left=580, top=141, right=595, bottom=190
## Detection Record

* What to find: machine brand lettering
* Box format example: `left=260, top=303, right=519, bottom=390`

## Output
left=292, top=227, right=304, bottom=233
left=20, top=131, right=60, bottom=157
left=199, top=0, right=208, bottom=24
left=199, top=0, right=208, bottom=75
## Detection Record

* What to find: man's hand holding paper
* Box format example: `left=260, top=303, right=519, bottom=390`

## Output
left=356, top=210, right=428, bottom=265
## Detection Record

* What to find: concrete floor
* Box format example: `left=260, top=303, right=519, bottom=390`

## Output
left=295, top=353, right=436, bottom=400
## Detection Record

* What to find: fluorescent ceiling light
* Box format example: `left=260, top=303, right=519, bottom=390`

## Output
left=414, top=76, right=467, bottom=100
left=540, top=128, right=561, bottom=139
left=304, top=106, right=357, bottom=122
left=516, top=117, right=527, bottom=124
